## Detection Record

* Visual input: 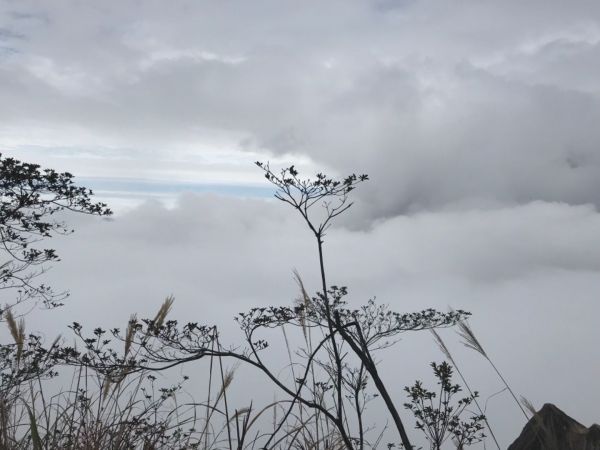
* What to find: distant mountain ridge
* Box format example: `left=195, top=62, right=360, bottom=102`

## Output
left=508, top=403, right=600, bottom=450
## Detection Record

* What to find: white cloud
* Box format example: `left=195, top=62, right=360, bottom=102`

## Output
left=3, top=1, right=600, bottom=220
left=12, top=194, right=599, bottom=444
left=2, top=1, right=600, bottom=444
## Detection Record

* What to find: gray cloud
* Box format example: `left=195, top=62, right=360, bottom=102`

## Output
left=10, top=195, right=598, bottom=445
left=2, top=2, right=600, bottom=223
left=2, top=1, right=600, bottom=445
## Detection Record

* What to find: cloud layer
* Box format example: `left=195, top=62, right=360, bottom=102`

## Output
left=2, top=1, right=600, bottom=445
left=2, top=1, right=600, bottom=220
left=13, top=196, right=598, bottom=444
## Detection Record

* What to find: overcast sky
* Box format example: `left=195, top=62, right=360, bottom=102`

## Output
left=2, top=0, right=600, bottom=447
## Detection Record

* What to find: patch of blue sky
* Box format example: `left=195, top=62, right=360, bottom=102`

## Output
left=78, top=177, right=275, bottom=199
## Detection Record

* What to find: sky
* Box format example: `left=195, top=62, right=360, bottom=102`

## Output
left=2, top=0, right=600, bottom=446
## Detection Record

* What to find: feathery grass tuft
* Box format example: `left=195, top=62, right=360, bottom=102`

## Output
left=293, top=270, right=311, bottom=341
left=520, top=396, right=537, bottom=417
left=124, top=313, right=137, bottom=357
left=430, top=329, right=501, bottom=450
left=153, top=295, right=174, bottom=329
left=455, top=316, right=530, bottom=421
left=5, top=309, right=25, bottom=365
left=456, top=317, right=487, bottom=358
left=216, top=366, right=237, bottom=403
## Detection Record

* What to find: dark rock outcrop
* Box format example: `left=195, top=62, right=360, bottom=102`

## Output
left=508, top=403, right=600, bottom=450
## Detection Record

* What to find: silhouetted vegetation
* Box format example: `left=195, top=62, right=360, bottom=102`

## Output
left=0, top=153, right=111, bottom=314
left=403, top=361, right=485, bottom=449
left=1, top=155, right=547, bottom=449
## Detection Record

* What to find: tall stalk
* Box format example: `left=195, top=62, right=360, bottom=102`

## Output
left=456, top=319, right=530, bottom=421
left=431, top=329, right=501, bottom=450
left=256, top=162, right=415, bottom=449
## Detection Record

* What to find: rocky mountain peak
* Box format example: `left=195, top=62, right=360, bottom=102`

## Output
left=508, top=403, right=600, bottom=450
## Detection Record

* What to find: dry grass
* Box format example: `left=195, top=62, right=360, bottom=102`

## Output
left=456, top=316, right=530, bottom=421
left=4, top=310, right=25, bottom=366
left=0, top=297, right=354, bottom=450
left=0, top=298, right=522, bottom=450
